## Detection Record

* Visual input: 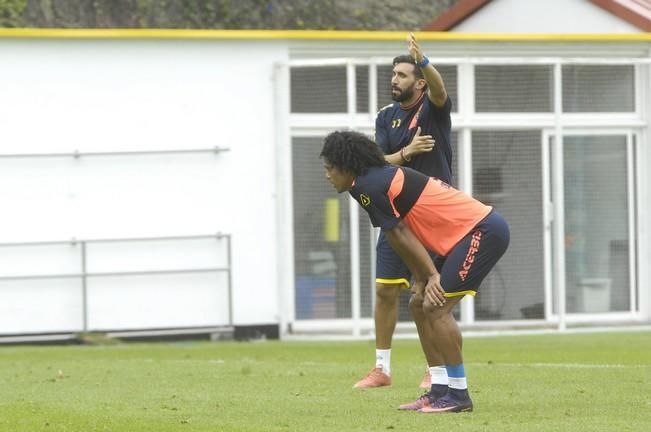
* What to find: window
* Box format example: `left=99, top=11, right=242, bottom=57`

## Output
left=476, top=65, right=553, bottom=112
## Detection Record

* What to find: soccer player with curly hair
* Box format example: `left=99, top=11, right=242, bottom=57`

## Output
left=321, top=131, right=510, bottom=413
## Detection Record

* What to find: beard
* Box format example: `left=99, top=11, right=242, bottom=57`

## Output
left=391, top=84, right=416, bottom=103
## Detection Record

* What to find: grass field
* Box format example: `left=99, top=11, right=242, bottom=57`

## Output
left=1, top=331, right=650, bottom=431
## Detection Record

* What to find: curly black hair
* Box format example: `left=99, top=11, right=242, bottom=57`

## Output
left=320, top=131, right=387, bottom=177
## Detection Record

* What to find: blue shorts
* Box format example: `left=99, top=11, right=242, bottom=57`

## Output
left=439, top=210, right=510, bottom=297
left=376, top=231, right=445, bottom=289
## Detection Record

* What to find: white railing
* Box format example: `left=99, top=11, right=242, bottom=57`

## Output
left=0, top=234, right=232, bottom=342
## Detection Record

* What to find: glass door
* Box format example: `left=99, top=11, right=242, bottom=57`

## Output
left=544, top=131, right=637, bottom=316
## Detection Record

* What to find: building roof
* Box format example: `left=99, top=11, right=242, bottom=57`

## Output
left=589, top=0, right=651, bottom=30
left=422, top=0, right=651, bottom=31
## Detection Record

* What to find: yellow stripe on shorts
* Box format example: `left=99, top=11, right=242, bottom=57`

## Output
left=375, top=278, right=410, bottom=289
left=444, top=290, right=476, bottom=298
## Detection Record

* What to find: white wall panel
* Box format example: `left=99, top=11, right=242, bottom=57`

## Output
left=85, top=237, right=227, bottom=273
left=86, top=272, right=229, bottom=330
left=0, top=278, right=83, bottom=334
left=0, top=243, right=81, bottom=277
left=0, top=38, right=287, bottom=332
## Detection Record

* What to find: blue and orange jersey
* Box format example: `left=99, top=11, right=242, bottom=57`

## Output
left=350, top=165, right=491, bottom=256
left=375, top=94, right=452, bottom=183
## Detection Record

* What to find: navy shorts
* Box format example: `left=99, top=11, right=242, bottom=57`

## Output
left=439, top=210, right=510, bottom=297
left=376, top=230, right=445, bottom=289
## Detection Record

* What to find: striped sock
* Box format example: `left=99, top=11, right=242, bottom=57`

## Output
left=446, top=363, right=468, bottom=390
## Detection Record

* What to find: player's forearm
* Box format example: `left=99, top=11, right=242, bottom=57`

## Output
left=385, top=152, right=405, bottom=166
left=384, top=144, right=414, bottom=165
left=385, top=222, right=436, bottom=281
left=421, top=64, right=447, bottom=107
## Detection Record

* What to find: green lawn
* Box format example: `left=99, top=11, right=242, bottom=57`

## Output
left=1, top=331, right=650, bottom=431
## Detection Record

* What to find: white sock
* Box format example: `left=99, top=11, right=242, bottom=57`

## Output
left=448, top=377, right=468, bottom=390
left=375, top=349, right=391, bottom=375
left=429, top=366, right=449, bottom=385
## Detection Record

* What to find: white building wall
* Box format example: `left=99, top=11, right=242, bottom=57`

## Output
left=0, top=30, right=650, bottom=336
left=0, top=38, right=288, bottom=331
left=452, top=0, right=640, bottom=33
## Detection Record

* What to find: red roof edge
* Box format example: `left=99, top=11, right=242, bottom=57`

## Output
left=422, top=0, right=493, bottom=31
left=588, top=0, right=651, bottom=31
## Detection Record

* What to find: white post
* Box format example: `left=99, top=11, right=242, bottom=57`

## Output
left=552, top=62, right=567, bottom=332
left=542, top=131, right=554, bottom=322
left=636, top=55, right=650, bottom=320
left=347, top=61, right=361, bottom=337
left=459, top=127, right=475, bottom=325
left=350, top=197, right=361, bottom=337
left=626, top=132, right=637, bottom=314
left=638, top=126, right=650, bottom=320
left=273, top=62, right=295, bottom=339
left=457, top=62, right=475, bottom=325
left=368, top=62, right=378, bottom=122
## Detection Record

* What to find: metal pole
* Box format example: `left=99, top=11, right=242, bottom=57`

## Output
left=81, top=241, right=88, bottom=333
left=459, top=127, right=475, bottom=325
left=347, top=61, right=361, bottom=337
left=226, top=235, right=234, bottom=327
left=553, top=62, right=567, bottom=332
left=0, top=147, right=229, bottom=159
left=458, top=62, right=475, bottom=325
left=368, top=62, right=378, bottom=120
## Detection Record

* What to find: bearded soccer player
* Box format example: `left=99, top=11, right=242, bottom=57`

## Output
left=321, top=131, right=509, bottom=413
left=354, top=32, right=453, bottom=390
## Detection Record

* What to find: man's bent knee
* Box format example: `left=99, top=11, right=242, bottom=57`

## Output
left=423, top=296, right=462, bottom=319
left=423, top=300, right=445, bottom=319
left=408, top=293, right=424, bottom=315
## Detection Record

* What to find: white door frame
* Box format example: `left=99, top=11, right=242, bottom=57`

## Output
left=542, top=128, right=640, bottom=324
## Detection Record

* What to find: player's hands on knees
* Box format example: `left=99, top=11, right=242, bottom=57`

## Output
left=424, top=272, right=446, bottom=307
left=411, top=280, right=426, bottom=298
left=405, top=127, right=435, bottom=158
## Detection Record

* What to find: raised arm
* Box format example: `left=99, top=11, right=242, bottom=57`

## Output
left=408, top=32, right=447, bottom=108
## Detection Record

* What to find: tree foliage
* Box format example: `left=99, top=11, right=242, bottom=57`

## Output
left=0, top=0, right=27, bottom=27
left=5, top=0, right=458, bottom=29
